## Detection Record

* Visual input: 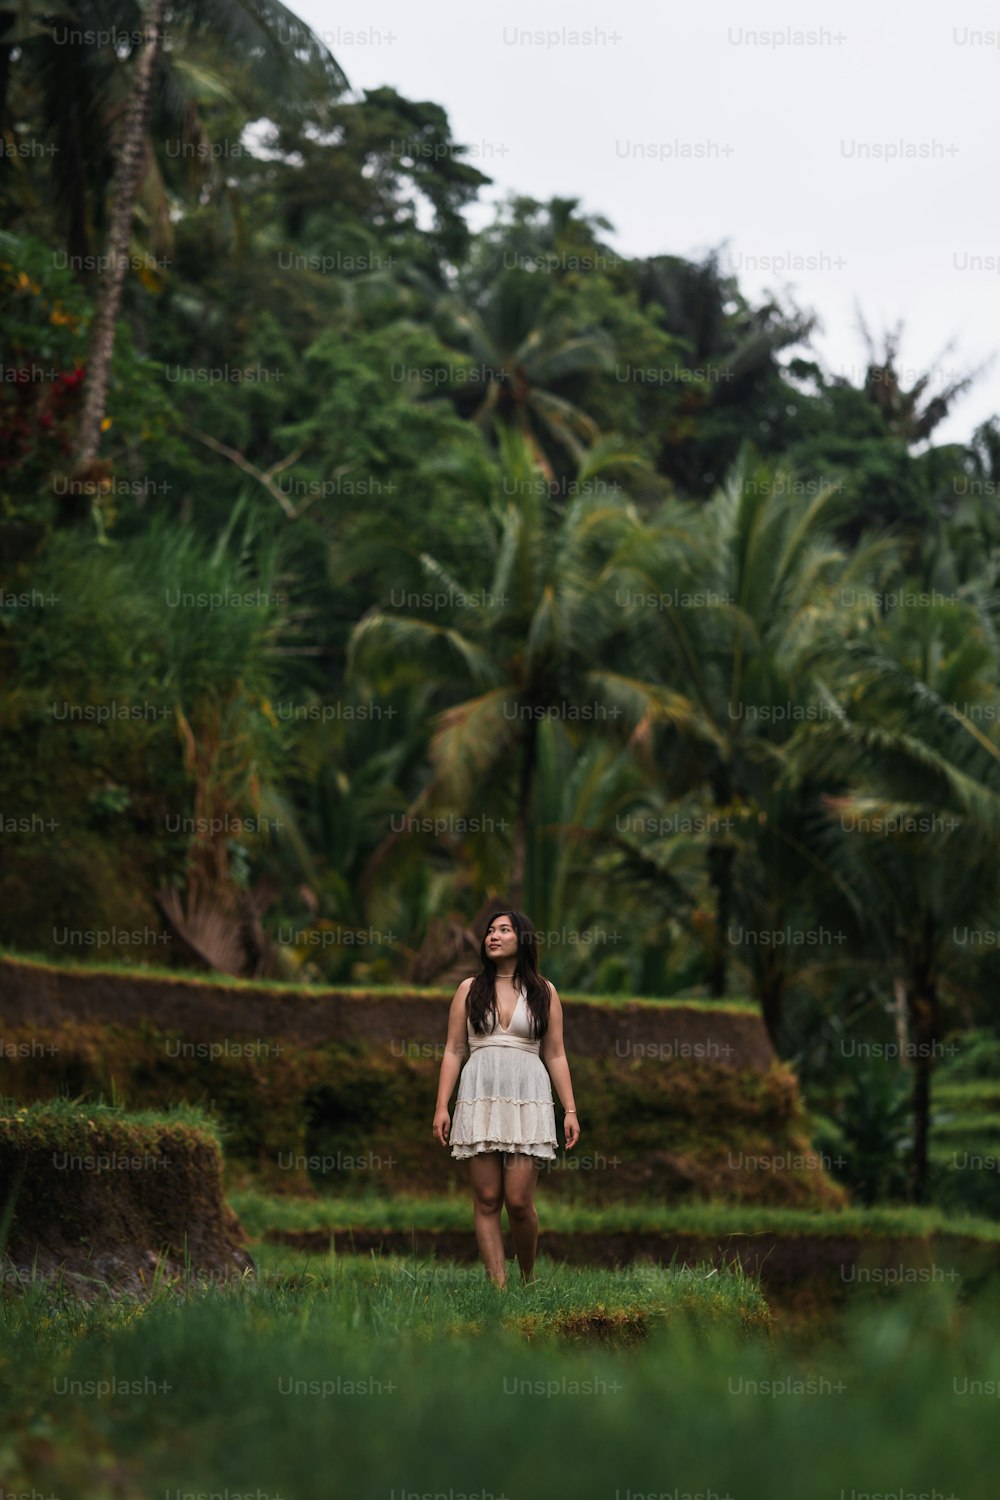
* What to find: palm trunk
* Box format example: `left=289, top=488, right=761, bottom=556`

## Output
left=73, top=0, right=166, bottom=474
left=759, top=961, right=784, bottom=1052
left=707, top=842, right=735, bottom=997
left=509, top=716, right=538, bottom=910
left=707, top=769, right=733, bottom=997
left=908, top=961, right=939, bottom=1204
left=893, top=975, right=910, bottom=1061
left=911, top=912, right=941, bottom=1206
left=0, top=21, right=13, bottom=133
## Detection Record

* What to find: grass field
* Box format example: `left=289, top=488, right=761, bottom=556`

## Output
left=4, top=961, right=998, bottom=1495
left=231, top=1185, right=1000, bottom=1240
left=2, top=1246, right=998, bottom=1499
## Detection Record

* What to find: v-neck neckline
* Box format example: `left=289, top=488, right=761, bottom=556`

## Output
left=497, top=982, right=520, bottom=1032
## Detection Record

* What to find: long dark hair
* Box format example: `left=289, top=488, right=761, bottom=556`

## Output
left=467, top=909, right=551, bottom=1039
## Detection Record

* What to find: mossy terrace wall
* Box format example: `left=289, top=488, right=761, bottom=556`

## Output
left=0, top=1103, right=253, bottom=1295
left=0, top=954, right=846, bottom=1208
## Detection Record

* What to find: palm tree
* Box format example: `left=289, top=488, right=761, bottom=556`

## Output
left=509, top=722, right=682, bottom=989
left=3, top=0, right=348, bottom=263
left=346, top=428, right=685, bottom=911
left=603, top=444, right=899, bottom=1006
left=250, top=676, right=453, bottom=983
left=854, top=311, right=989, bottom=445
left=72, top=0, right=167, bottom=475
left=797, top=587, right=1000, bottom=1200
left=434, top=269, right=616, bottom=480
left=629, top=249, right=816, bottom=493
left=38, top=0, right=349, bottom=472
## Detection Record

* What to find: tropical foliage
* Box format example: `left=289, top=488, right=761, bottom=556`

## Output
left=3, top=0, right=1000, bottom=1204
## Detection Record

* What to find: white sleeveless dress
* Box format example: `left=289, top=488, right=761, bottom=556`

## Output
left=449, top=981, right=557, bottom=1161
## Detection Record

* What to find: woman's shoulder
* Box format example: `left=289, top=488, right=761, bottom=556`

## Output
left=451, top=976, right=475, bottom=1006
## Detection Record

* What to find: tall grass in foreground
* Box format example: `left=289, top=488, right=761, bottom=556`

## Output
left=1, top=1257, right=999, bottom=1498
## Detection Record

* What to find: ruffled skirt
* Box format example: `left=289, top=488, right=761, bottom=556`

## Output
left=449, top=1045, right=557, bottom=1160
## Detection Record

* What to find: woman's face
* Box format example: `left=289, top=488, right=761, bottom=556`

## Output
left=486, top=915, right=518, bottom=967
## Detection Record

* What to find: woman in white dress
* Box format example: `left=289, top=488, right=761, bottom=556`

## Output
left=432, top=909, right=581, bottom=1288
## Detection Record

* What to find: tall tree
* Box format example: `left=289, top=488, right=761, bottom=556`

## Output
left=629, top=249, right=816, bottom=494
left=72, top=0, right=167, bottom=475
left=605, top=445, right=897, bottom=1008
left=66, top=0, right=347, bottom=475
left=435, top=268, right=616, bottom=480
left=346, top=428, right=678, bottom=910
left=800, top=590, right=1000, bottom=1199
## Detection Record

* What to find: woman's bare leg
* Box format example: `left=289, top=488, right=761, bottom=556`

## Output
left=503, top=1154, right=541, bottom=1283
left=468, top=1153, right=507, bottom=1286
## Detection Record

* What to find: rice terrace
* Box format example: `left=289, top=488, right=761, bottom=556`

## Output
left=3, top=949, right=1000, bottom=1497
left=3, top=2, right=1000, bottom=1496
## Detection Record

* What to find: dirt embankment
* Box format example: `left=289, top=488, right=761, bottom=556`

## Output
left=0, top=955, right=846, bottom=1211
left=0, top=1110, right=254, bottom=1298
left=0, top=954, right=774, bottom=1067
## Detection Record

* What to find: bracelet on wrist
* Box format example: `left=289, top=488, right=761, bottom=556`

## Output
left=564, top=1107, right=577, bottom=1114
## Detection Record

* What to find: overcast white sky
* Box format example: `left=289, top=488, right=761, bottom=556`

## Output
left=293, top=0, right=1000, bottom=447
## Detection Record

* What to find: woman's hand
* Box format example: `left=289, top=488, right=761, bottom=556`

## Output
left=433, top=1107, right=451, bottom=1146
left=563, top=1112, right=581, bottom=1150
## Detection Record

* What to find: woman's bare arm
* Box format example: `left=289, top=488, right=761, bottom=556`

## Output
left=539, top=981, right=580, bottom=1146
left=433, top=977, right=472, bottom=1142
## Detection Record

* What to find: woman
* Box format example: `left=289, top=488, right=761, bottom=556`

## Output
left=432, top=909, right=581, bottom=1288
